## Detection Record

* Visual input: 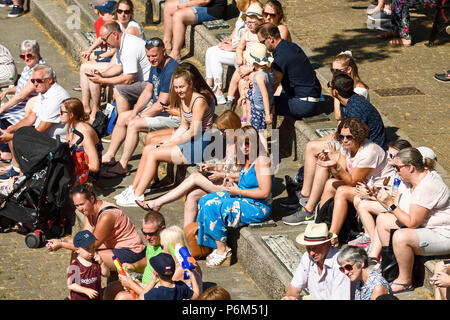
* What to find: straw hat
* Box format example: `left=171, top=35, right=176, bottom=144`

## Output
left=244, top=43, right=274, bottom=66
left=296, top=223, right=337, bottom=246
left=242, top=3, right=264, bottom=20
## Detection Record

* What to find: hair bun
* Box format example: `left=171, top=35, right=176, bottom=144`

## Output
left=339, top=50, right=352, bottom=57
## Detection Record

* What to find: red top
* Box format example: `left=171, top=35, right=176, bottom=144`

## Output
left=68, top=258, right=102, bottom=300
left=94, top=17, right=104, bottom=37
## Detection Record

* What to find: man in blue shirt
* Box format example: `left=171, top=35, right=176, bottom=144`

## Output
left=256, top=23, right=321, bottom=119
left=101, top=38, right=179, bottom=177
left=330, top=71, right=387, bottom=150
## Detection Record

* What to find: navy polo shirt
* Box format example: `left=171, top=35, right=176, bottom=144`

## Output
left=272, top=40, right=321, bottom=99
left=340, top=94, right=388, bottom=150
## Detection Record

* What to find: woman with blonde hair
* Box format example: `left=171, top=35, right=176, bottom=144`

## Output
left=160, top=225, right=203, bottom=292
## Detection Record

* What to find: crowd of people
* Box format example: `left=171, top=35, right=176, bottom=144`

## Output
left=0, top=0, right=449, bottom=301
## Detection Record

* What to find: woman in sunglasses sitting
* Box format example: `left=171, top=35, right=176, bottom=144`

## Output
left=0, top=40, right=45, bottom=162
left=315, top=117, right=394, bottom=245
left=337, top=245, right=391, bottom=300
left=367, top=147, right=450, bottom=294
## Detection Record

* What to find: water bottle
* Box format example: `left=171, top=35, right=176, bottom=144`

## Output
left=391, top=173, right=401, bottom=202
left=366, top=176, right=375, bottom=187
left=8, top=77, right=14, bottom=89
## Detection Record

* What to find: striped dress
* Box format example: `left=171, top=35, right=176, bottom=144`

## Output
left=1, top=58, right=46, bottom=125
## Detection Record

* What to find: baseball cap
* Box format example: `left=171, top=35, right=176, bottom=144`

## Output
left=73, top=230, right=97, bottom=248
left=95, top=1, right=117, bottom=13
left=150, top=253, right=175, bottom=277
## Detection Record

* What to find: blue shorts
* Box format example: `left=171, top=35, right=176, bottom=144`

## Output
left=178, top=133, right=211, bottom=164
left=111, top=247, right=146, bottom=264
left=180, top=0, right=216, bottom=23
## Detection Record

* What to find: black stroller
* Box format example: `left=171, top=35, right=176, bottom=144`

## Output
left=0, top=126, right=83, bottom=248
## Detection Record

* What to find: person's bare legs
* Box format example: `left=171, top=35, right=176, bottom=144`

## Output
left=391, top=228, right=420, bottom=291
left=145, top=172, right=222, bottom=212
left=184, top=188, right=208, bottom=227
left=328, top=185, right=356, bottom=236
left=162, top=0, right=180, bottom=50
left=354, top=198, right=386, bottom=245
left=145, top=128, right=174, bottom=145
left=303, top=165, right=333, bottom=213
left=102, top=110, right=134, bottom=164
left=227, top=69, right=241, bottom=103
left=113, top=87, right=131, bottom=114
left=169, top=8, right=196, bottom=60
left=81, top=61, right=109, bottom=117
left=319, top=178, right=345, bottom=210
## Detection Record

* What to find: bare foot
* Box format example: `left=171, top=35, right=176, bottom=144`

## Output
left=377, top=30, right=398, bottom=39
left=388, top=38, right=412, bottom=46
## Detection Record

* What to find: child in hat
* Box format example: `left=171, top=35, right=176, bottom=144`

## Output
left=142, top=253, right=199, bottom=300
left=66, top=230, right=110, bottom=300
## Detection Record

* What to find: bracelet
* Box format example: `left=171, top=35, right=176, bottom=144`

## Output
left=238, top=188, right=242, bottom=198
left=335, top=165, right=342, bottom=172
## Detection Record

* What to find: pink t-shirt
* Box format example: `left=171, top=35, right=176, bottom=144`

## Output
left=341, top=139, right=394, bottom=184
left=97, top=201, right=145, bottom=254
left=410, top=171, right=450, bottom=238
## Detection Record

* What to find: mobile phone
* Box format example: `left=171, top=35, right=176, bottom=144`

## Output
left=444, top=259, right=450, bottom=265
left=85, top=73, right=94, bottom=77
left=201, top=171, right=213, bottom=177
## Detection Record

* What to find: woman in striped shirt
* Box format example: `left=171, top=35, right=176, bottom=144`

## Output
left=115, top=63, right=216, bottom=207
left=0, top=40, right=45, bottom=161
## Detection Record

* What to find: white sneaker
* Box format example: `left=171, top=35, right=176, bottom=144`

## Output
left=114, top=185, right=133, bottom=200
left=215, top=94, right=226, bottom=105
left=348, top=233, right=371, bottom=247
left=116, top=192, right=144, bottom=207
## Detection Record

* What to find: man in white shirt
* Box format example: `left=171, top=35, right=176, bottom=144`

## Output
left=283, top=223, right=352, bottom=300
left=88, top=21, right=150, bottom=114
left=0, top=64, right=69, bottom=179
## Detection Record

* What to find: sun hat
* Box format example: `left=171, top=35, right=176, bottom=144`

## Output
left=242, top=3, right=264, bottom=20
left=95, top=0, right=117, bottom=13
left=296, top=223, right=337, bottom=246
left=73, top=230, right=97, bottom=248
left=244, top=43, right=274, bottom=66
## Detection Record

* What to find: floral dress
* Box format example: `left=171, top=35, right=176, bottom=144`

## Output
left=197, top=162, right=272, bottom=248
left=392, top=0, right=438, bottom=40
left=354, top=271, right=392, bottom=300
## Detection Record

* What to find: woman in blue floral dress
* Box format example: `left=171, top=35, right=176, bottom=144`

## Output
left=197, top=125, right=273, bottom=267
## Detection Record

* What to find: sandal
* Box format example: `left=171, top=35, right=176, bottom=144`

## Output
left=135, top=200, right=159, bottom=212
left=100, top=164, right=127, bottom=178
left=390, top=282, right=414, bottom=294
left=206, top=248, right=232, bottom=268
left=72, top=85, right=82, bottom=92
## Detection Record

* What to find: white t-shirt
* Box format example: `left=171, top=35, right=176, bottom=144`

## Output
left=341, top=139, right=394, bottom=184
left=410, top=171, right=450, bottom=238
left=33, top=82, right=70, bottom=142
left=116, top=33, right=151, bottom=82
left=119, top=19, right=145, bottom=40
left=353, top=86, right=370, bottom=101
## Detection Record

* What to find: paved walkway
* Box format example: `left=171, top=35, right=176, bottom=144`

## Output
left=283, top=0, right=450, bottom=172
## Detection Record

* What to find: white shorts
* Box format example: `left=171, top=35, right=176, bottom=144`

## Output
left=144, top=115, right=181, bottom=131
left=414, top=228, right=450, bottom=256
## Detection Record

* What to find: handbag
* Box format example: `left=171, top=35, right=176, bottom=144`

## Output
left=381, top=229, right=425, bottom=288
left=184, top=221, right=212, bottom=259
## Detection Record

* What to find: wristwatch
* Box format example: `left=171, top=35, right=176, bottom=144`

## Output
left=335, top=165, right=342, bottom=172
left=388, top=203, right=397, bottom=212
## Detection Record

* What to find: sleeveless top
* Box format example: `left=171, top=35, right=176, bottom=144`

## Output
left=243, top=29, right=260, bottom=66
left=238, top=160, right=273, bottom=206
left=68, top=258, right=102, bottom=300
left=96, top=201, right=145, bottom=253
left=252, top=70, right=275, bottom=111
left=181, top=95, right=213, bottom=132
left=120, top=19, right=145, bottom=40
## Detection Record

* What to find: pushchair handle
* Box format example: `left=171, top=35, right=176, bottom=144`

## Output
left=70, top=128, right=84, bottom=151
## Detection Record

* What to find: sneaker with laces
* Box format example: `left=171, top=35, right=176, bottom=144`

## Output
left=8, top=5, right=24, bottom=17
left=116, top=191, right=144, bottom=207
left=282, top=207, right=315, bottom=226
left=114, top=185, right=133, bottom=200
left=224, top=99, right=234, bottom=111
left=215, top=94, right=226, bottom=105
left=0, top=167, right=20, bottom=180
left=368, top=10, right=391, bottom=21
left=348, top=233, right=371, bottom=247
left=0, top=0, right=13, bottom=7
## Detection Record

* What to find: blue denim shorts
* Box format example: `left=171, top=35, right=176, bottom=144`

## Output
left=180, top=0, right=215, bottom=23
left=111, top=247, right=146, bottom=264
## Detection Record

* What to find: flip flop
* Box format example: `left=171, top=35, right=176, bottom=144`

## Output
left=388, top=38, right=412, bottom=46
left=135, top=199, right=159, bottom=212
left=390, top=282, right=414, bottom=294
left=72, top=85, right=81, bottom=92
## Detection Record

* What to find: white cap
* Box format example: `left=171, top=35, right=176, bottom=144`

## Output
left=417, top=146, right=437, bottom=161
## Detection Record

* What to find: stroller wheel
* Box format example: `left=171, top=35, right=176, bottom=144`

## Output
left=25, top=231, right=42, bottom=249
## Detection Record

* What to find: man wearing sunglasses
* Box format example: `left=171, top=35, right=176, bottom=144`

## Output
left=104, top=211, right=167, bottom=299
left=88, top=21, right=150, bottom=114
left=283, top=223, right=352, bottom=300
left=101, top=38, right=179, bottom=178
left=0, top=64, right=69, bottom=179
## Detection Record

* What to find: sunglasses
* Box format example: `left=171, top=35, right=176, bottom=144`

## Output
left=330, top=68, right=345, bottom=73
left=20, top=53, right=35, bottom=60
left=101, top=31, right=113, bottom=42
left=339, top=263, right=354, bottom=273
left=141, top=228, right=160, bottom=237
left=245, top=20, right=258, bottom=25
left=30, top=78, right=49, bottom=84
left=117, top=9, right=131, bottom=14
left=392, top=164, right=409, bottom=172
left=338, top=134, right=353, bottom=141
left=263, top=11, right=277, bottom=18
left=145, top=38, right=162, bottom=49
left=388, top=152, right=395, bottom=159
